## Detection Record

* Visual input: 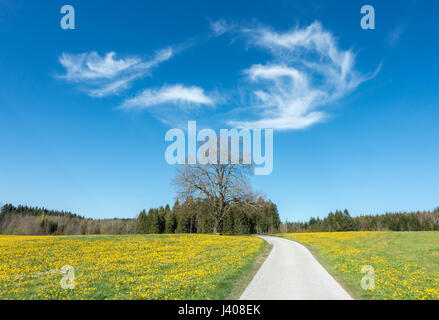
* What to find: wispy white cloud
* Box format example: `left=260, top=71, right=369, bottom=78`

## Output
left=57, top=48, right=173, bottom=97
left=387, top=24, right=405, bottom=47
left=212, top=20, right=379, bottom=131
left=88, top=75, right=138, bottom=98
left=120, top=84, right=214, bottom=110
left=210, top=19, right=237, bottom=36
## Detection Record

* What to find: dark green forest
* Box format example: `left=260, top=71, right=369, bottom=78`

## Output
left=136, top=198, right=281, bottom=235
left=284, top=208, right=439, bottom=232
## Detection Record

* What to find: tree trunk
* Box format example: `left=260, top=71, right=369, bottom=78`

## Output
left=213, top=206, right=223, bottom=234
left=213, top=218, right=220, bottom=234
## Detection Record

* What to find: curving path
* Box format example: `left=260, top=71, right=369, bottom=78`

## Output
left=240, top=235, right=353, bottom=300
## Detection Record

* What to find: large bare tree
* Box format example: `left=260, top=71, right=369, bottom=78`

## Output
left=173, top=150, right=256, bottom=234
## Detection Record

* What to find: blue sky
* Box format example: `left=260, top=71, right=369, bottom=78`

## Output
left=1, top=0, right=438, bottom=221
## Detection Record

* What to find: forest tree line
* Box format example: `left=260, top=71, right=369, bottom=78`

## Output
left=0, top=199, right=281, bottom=235
left=2, top=203, right=439, bottom=235
left=0, top=204, right=137, bottom=235
left=283, top=208, right=439, bottom=232
left=136, top=198, right=281, bottom=235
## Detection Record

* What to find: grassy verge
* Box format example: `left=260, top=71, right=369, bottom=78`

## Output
left=275, top=232, right=439, bottom=300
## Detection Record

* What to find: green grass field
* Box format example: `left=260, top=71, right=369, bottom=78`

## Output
left=0, top=234, right=265, bottom=300
left=277, top=231, right=439, bottom=300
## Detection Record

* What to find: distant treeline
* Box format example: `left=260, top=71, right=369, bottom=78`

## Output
left=136, top=198, right=281, bottom=235
left=0, top=199, right=281, bottom=235
left=2, top=203, right=439, bottom=235
left=0, top=204, right=136, bottom=235
left=0, top=204, right=81, bottom=219
left=284, top=208, right=439, bottom=232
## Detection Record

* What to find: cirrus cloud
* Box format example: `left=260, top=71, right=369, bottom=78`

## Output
left=120, top=84, right=214, bottom=110
left=57, top=48, right=173, bottom=97
left=214, top=21, right=380, bottom=130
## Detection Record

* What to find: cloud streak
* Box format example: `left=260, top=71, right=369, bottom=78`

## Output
left=387, top=24, right=405, bottom=47
left=216, top=21, right=379, bottom=130
left=58, top=48, right=173, bottom=97
left=120, top=84, right=214, bottom=110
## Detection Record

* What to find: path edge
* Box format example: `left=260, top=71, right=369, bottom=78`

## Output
left=226, top=236, right=273, bottom=300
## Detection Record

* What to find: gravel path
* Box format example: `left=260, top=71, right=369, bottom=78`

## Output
left=240, top=235, right=353, bottom=300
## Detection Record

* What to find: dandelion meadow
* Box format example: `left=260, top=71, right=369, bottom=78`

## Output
left=0, top=234, right=264, bottom=300
left=278, top=232, right=439, bottom=300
